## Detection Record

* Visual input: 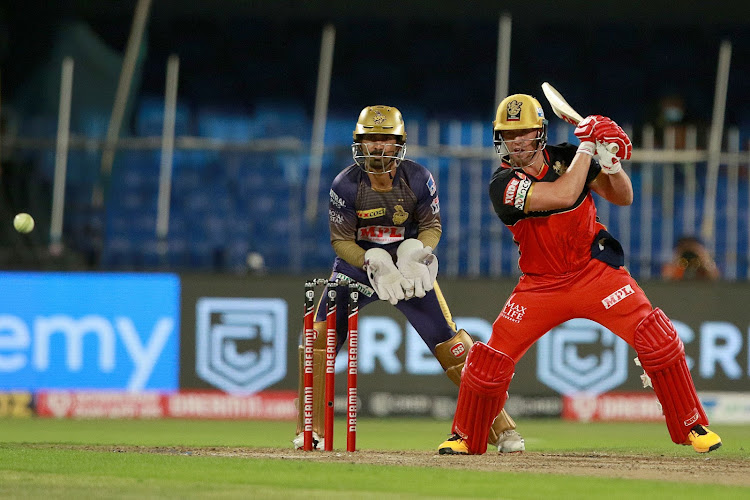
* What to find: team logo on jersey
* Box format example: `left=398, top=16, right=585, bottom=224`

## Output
left=392, top=205, right=409, bottom=224
left=373, top=110, right=386, bottom=124
left=430, top=196, right=440, bottom=214
left=426, top=173, right=437, bottom=196
left=601, top=285, right=635, bottom=310
left=552, top=160, right=568, bottom=175
left=506, top=100, right=522, bottom=121
left=357, top=208, right=386, bottom=219
left=357, top=226, right=405, bottom=244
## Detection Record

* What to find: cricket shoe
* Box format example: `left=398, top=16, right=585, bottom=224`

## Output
left=438, top=433, right=470, bottom=455
left=292, top=431, right=325, bottom=450
left=684, top=425, right=721, bottom=453
left=496, top=429, right=525, bottom=453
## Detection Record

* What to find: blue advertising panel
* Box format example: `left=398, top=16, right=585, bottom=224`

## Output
left=0, top=272, right=180, bottom=390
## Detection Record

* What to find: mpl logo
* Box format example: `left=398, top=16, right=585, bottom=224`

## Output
left=536, top=318, right=629, bottom=395
left=196, top=298, right=287, bottom=394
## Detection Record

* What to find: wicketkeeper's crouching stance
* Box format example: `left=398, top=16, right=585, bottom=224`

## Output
left=293, top=104, right=525, bottom=453
left=438, top=94, right=721, bottom=455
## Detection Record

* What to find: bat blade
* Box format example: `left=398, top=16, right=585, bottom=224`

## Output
left=541, top=82, right=619, bottom=155
left=541, top=82, right=584, bottom=125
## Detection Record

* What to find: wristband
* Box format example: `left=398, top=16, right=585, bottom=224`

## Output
left=577, top=141, right=596, bottom=157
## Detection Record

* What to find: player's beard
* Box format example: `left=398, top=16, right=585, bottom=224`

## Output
left=365, top=156, right=395, bottom=174
left=508, top=147, right=541, bottom=169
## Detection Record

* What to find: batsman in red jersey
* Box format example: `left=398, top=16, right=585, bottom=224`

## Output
left=438, top=94, right=722, bottom=455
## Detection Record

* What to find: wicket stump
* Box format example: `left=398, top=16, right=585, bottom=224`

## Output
left=302, top=277, right=359, bottom=452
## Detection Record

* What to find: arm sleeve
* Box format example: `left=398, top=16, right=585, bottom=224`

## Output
left=418, top=227, right=441, bottom=250
left=332, top=239, right=366, bottom=268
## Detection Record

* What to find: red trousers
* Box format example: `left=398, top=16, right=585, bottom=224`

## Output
left=489, top=258, right=653, bottom=361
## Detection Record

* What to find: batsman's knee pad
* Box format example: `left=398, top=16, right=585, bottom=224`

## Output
left=452, top=342, right=514, bottom=455
left=635, top=308, right=707, bottom=443
left=296, top=321, right=328, bottom=436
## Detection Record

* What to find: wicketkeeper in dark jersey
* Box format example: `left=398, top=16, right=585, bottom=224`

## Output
left=438, top=94, right=722, bottom=455
left=293, top=105, right=524, bottom=453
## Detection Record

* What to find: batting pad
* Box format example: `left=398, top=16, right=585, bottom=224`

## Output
left=452, top=342, right=515, bottom=455
left=435, top=331, right=516, bottom=445
left=634, top=308, right=708, bottom=444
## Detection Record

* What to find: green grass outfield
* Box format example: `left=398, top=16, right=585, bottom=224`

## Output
left=1, top=418, right=748, bottom=499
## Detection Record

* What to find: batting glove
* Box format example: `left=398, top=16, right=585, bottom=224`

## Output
left=595, top=141, right=623, bottom=174
left=594, top=123, right=633, bottom=161
left=574, top=115, right=612, bottom=142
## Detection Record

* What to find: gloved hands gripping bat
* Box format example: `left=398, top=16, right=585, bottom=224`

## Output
left=573, top=114, right=632, bottom=174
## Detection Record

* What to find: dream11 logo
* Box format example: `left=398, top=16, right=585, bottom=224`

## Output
left=195, top=298, right=287, bottom=393
left=536, top=319, right=630, bottom=395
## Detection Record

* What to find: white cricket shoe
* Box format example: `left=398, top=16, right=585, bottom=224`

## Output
left=292, top=431, right=325, bottom=450
left=496, top=429, right=525, bottom=453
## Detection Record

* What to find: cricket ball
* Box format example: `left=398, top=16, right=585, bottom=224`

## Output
left=13, top=213, right=35, bottom=234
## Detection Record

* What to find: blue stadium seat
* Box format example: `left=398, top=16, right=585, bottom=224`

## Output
left=325, top=118, right=355, bottom=146
left=196, top=109, right=258, bottom=140
left=254, top=103, right=306, bottom=138
left=136, top=96, right=192, bottom=136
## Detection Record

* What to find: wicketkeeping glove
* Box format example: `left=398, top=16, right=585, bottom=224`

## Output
left=396, top=239, right=438, bottom=299
left=364, top=248, right=410, bottom=305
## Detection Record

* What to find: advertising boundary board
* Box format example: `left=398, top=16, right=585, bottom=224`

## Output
left=0, top=272, right=746, bottom=421
left=178, top=274, right=750, bottom=402
left=0, top=272, right=181, bottom=391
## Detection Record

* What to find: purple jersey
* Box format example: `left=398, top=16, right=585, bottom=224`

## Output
left=329, top=159, right=441, bottom=276
left=319, top=159, right=455, bottom=354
